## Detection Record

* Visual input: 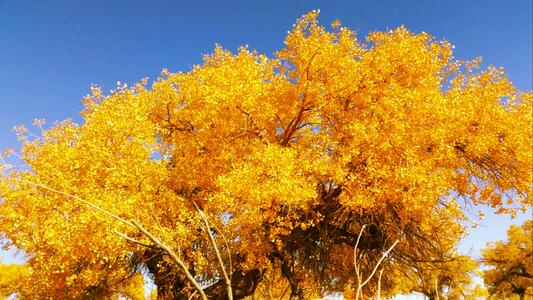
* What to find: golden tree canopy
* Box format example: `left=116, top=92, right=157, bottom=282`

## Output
left=1, top=12, right=531, bottom=299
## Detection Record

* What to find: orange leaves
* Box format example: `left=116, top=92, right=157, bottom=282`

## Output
left=0, top=11, right=531, bottom=298
left=215, top=145, right=317, bottom=207
left=482, top=221, right=533, bottom=298
left=0, top=262, right=29, bottom=298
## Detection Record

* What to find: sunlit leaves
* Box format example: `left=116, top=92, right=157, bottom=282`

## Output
left=482, top=220, right=533, bottom=298
left=0, top=262, right=28, bottom=298
left=0, top=11, right=531, bottom=298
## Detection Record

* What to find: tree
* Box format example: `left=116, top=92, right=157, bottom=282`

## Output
left=482, top=220, right=533, bottom=299
left=0, top=260, right=29, bottom=299
left=0, top=11, right=531, bottom=299
left=396, top=253, right=481, bottom=299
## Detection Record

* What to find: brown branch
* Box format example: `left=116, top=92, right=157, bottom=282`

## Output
left=281, top=103, right=309, bottom=146
left=304, top=48, right=320, bottom=81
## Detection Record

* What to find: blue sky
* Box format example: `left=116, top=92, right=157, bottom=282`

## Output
left=0, top=0, right=531, bottom=294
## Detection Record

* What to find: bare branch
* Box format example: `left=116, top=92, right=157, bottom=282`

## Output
left=11, top=178, right=136, bottom=228
left=131, top=220, right=208, bottom=300
left=377, top=268, right=384, bottom=300
left=435, top=277, right=440, bottom=300
left=209, top=218, right=234, bottom=277
left=359, top=240, right=400, bottom=291
left=353, top=224, right=398, bottom=300
left=114, top=229, right=153, bottom=248
left=194, top=202, right=233, bottom=300
left=354, top=224, right=366, bottom=288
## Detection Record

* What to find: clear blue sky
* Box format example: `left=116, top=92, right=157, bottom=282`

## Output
left=0, top=0, right=531, bottom=289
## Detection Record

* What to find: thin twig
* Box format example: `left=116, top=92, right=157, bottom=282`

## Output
left=377, top=268, right=384, bottom=300
left=209, top=218, right=234, bottom=276
left=435, top=277, right=440, bottom=300
left=113, top=230, right=153, bottom=248
left=12, top=178, right=135, bottom=228
left=188, top=290, right=198, bottom=300
left=354, top=224, right=366, bottom=300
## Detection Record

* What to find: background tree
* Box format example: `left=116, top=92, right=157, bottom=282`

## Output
left=0, top=11, right=531, bottom=299
left=396, top=254, right=480, bottom=299
left=0, top=260, right=29, bottom=299
left=482, top=220, right=533, bottom=299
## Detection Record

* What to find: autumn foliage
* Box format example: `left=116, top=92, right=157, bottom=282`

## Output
left=0, top=261, right=28, bottom=298
left=0, top=12, right=531, bottom=299
left=482, top=220, right=533, bottom=299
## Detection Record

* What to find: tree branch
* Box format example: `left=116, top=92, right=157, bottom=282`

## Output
left=194, top=202, right=233, bottom=300
left=130, top=220, right=207, bottom=300
left=11, top=178, right=207, bottom=300
left=113, top=230, right=154, bottom=248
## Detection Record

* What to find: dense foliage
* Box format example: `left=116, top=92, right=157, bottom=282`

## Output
left=1, top=12, right=531, bottom=299
left=0, top=261, right=28, bottom=298
left=482, top=220, right=533, bottom=299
